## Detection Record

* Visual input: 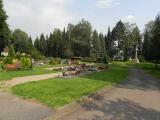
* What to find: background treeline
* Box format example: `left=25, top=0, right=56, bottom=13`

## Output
left=0, top=0, right=160, bottom=66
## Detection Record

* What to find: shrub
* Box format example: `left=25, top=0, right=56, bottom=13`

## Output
left=1, top=64, right=4, bottom=70
left=102, top=56, right=108, bottom=64
left=0, top=57, right=5, bottom=61
left=138, top=55, right=145, bottom=62
left=82, top=57, right=95, bottom=63
left=4, top=57, right=13, bottom=64
left=50, top=58, right=61, bottom=64
left=8, top=45, right=16, bottom=57
left=21, top=57, right=32, bottom=70
left=30, top=48, right=42, bottom=60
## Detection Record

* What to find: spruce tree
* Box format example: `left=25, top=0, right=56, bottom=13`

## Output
left=91, top=30, right=101, bottom=60
left=39, top=34, right=47, bottom=55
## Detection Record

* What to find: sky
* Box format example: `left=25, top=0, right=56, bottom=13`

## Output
left=3, top=0, right=160, bottom=39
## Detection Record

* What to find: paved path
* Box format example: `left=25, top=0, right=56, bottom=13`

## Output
left=52, top=68, right=160, bottom=120
left=0, top=72, right=63, bottom=120
left=0, top=92, right=54, bottom=120
left=2, top=72, right=62, bottom=87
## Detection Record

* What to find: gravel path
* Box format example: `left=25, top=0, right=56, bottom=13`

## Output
left=52, top=68, right=160, bottom=120
left=2, top=72, right=62, bottom=87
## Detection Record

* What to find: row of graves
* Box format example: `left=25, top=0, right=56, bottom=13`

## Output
left=33, top=57, right=108, bottom=77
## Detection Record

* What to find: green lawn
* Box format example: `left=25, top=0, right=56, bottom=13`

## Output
left=12, top=63, right=129, bottom=108
left=132, top=62, right=160, bottom=79
left=0, top=64, right=64, bottom=81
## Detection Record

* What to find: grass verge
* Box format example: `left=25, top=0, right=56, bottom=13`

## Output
left=12, top=63, right=129, bottom=108
left=0, top=64, right=63, bottom=81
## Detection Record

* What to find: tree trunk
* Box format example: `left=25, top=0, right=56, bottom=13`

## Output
left=155, top=59, right=158, bottom=69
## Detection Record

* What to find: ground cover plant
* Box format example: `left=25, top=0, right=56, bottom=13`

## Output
left=12, top=63, right=129, bottom=108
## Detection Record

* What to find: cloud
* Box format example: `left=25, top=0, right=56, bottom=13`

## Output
left=3, top=0, right=75, bottom=38
left=97, top=0, right=120, bottom=8
left=122, top=15, right=136, bottom=22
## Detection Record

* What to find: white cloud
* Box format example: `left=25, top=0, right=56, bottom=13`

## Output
left=97, top=0, right=120, bottom=8
left=122, top=15, right=136, bottom=22
left=4, top=0, right=75, bottom=38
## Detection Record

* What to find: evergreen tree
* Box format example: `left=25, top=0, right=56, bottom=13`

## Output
left=39, top=34, right=47, bottom=55
left=105, top=27, right=113, bottom=59
left=99, top=33, right=106, bottom=59
left=64, top=30, right=73, bottom=59
left=34, top=37, right=39, bottom=51
left=91, top=30, right=101, bottom=60
left=8, top=45, right=15, bottom=57
left=111, top=20, right=127, bottom=60
left=151, top=15, right=160, bottom=68
left=28, top=37, right=33, bottom=50
left=53, top=29, right=62, bottom=58
left=0, top=0, right=10, bottom=53
left=46, top=33, right=54, bottom=57
left=143, top=29, right=150, bottom=60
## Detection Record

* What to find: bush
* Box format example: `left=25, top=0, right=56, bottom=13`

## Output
left=0, top=57, right=5, bottom=61
left=138, top=55, right=146, bottom=62
left=8, top=45, right=16, bottom=57
left=21, top=57, right=32, bottom=70
left=30, top=48, right=42, bottom=60
left=102, top=56, right=108, bottom=64
left=82, top=57, right=95, bottom=63
left=49, top=58, right=61, bottom=64
left=4, top=57, right=13, bottom=64
left=1, top=64, right=4, bottom=70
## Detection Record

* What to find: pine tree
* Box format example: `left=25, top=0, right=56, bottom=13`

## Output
left=0, top=0, right=10, bottom=53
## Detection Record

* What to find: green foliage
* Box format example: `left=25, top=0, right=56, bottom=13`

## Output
left=30, top=48, right=42, bottom=60
left=3, top=57, right=13, bottom=64
left=12, top=29, right=32, bottom=53
left=21, top=57, right=32, bottom=70
left=143, top=15, right=160, bottom=68
left=138, top=55, right=145, bottom=62
left=0, top=0, right=10, bottom=53
left=102, top=56, right=108, bottom=64
left=49, top=58, right=61, bottom=64
left=8, top=45, right=15, bottom=57
left=82, top=57, right=95, bottom=63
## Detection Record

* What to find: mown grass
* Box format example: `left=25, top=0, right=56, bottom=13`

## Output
left=12, top=63, right=129, bottom=108
left=0, top=64, right=64, bottom=81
